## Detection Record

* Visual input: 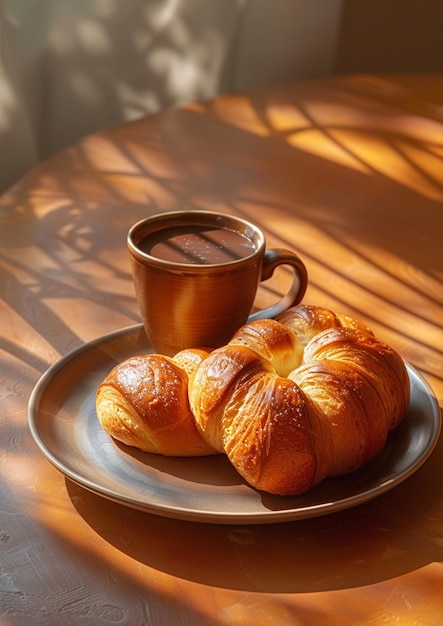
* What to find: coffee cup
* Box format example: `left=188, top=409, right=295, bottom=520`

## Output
left=127, top=211, right=308, bottom=356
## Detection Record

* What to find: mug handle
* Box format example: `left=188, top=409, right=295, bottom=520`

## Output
left=248, top=248, right=308, bottom=321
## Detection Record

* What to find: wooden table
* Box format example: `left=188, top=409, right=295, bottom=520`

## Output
left=1, top=74, right=442, bottom=625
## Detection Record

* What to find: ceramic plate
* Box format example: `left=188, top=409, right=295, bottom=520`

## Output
left=28, top=325, right=441, bottom=524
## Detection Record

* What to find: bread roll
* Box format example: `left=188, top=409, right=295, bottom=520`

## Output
left=96, top=305, right=410, bottom=496
left=96, top=349, right=216, bottom=456
left=189, top=306, right=410, bottom=495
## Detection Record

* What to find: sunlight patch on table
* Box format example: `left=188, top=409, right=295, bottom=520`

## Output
left=287, top=127, right=443, bottom=201
left=266, top=103, right=312, bottom=132
left=286, top=129, right=372, bottom=175
left=212, top=96, right=271, bottom=137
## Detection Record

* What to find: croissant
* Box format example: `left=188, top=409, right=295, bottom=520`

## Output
left=96, top=305, right=410, bottom=496
left=96, top=348, right=215, bottom=456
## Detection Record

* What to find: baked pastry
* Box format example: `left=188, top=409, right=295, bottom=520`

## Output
left=96, top=348, right=215, bottom=456
left=96, top=305, right=410, bottom=496
left=189, top=306, right=410, bottom=495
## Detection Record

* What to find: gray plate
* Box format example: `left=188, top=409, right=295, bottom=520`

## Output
left=28, top=325, right=441, bottom=525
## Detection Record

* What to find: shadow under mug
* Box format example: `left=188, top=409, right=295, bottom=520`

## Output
left=127, top=211, right=308, bottom=356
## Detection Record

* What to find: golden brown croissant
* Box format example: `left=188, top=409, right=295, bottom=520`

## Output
left=96, top=348, right=215, bottom=456
left=189, top=305, right=410, bottom=495
left=96, top=305, right=410, bottom=496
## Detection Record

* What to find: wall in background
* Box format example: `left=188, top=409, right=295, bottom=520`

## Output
left=1, top=0, right=442, bottom=194
left=335, top=0, right=443, bottom=74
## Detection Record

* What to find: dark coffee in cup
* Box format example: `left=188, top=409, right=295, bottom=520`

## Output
left=139, top=225, right=256, bottom=265
left=128, top=211, right=308, bottom=355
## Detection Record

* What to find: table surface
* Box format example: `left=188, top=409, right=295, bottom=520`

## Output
left=1, top=73, right=443, bottom=625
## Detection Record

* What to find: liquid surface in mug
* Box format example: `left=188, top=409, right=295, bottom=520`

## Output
left=140, top=225, right=256, bottom=264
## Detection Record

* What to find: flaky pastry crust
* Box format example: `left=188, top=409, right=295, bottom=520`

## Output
left=96, top=305, right=410, bottom=495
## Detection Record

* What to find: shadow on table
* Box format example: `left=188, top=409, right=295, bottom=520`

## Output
left=68, top=412, right=443, bottom=594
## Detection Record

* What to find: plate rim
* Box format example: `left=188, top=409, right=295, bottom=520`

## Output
left=28, top=324, right=442, bottom=525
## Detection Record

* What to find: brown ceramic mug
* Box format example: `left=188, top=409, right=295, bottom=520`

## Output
left=127, top=211, right=308, bottom=356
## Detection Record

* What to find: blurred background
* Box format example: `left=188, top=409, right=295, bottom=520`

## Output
left=1, top=0, right=442, bottom=194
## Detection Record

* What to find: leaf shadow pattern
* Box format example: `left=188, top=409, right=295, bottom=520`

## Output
left=2, top=74, right=443, bottom=377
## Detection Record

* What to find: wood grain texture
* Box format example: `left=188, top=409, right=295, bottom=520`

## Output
left=1, top=74, right=442, bottom=625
